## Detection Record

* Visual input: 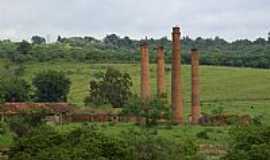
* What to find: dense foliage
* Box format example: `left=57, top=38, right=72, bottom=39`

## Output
left=8, top=124, right=201, bottom=160
left=0, top=77, right=31, bottom=102
left=0, top=34, right=270, bottom=68
left=85, top=67, right=133, bottom=107
left=224, top=125, right=270, bottom=160
left=32, top=70, right=71, bottom=102
left=122, top=96, right=171, bottom=126
left=7, top=109, right=48, bottom=137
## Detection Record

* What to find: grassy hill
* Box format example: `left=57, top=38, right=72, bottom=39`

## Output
left=1, top=60, right=269, bottom=121
left=2, top=60, right=270, bottom=158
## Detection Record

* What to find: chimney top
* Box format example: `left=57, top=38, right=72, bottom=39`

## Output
left=172, top=26, right=180, bottom=33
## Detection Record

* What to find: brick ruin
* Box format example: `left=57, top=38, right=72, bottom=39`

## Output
left=191, top=48, right=201, bottom=124
left=139, top=27, right=202, bottom=125
left=171, top=27, right=184, bottom=125
left=156, top=45, right=166, bottom=97
left=140, top=40, right=152, bottom=102
left=1, top=26, right=206, bottom=126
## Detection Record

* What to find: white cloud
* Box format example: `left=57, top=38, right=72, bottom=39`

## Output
left=0, top=0, right=269, bottom=41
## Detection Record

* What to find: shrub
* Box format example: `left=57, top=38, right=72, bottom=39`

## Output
left=123, top=129, right=200, bottom=160
left=32, top=70, right=71, bottom=102
left=122, top=96, right=171, bottom=126
left=0, top=77, right=31, bottom=102
left=0, top=121, right=8, bottom=135
left=9, top=124, right=202, bottom=160
left=196, top=129, right=210, bottom=140
left=252, top=114, right=264, bottom=126
left=7, top=109, right=48, bottom=137
left=223, top=125, right=270, bottom=160
left=9, top=124, right=131, bottom=160
left=85, top=67, right=133, bottom=107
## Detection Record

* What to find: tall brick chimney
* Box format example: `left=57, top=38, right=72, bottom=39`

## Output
left=191, top=48, right=201, bottom=124
left=171, top=26, right=184, bottom=124
left=140, top=40, right=151, bottom=102
left=156, top=45, right=166, bottom=97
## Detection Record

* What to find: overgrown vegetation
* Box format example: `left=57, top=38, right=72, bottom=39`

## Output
left=223, top=125, right=270, bottom=160
left=85, top=67, right=133, bottom=107
left=0, top=77, right=31, bottom=102
left=1, top=34, right=270, bottom=68
left=8, top=124, right=202, bottom=160
left=32, top=70, right=71, bottom=102
left=122, top=96, right=171, bottom=126
left=7, top=109, right=48, bottom=137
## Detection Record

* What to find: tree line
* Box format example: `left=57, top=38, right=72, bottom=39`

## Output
left=0, top=33, right=270, bottom=68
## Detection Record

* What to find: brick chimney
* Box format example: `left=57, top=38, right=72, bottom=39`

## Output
left=191, top=48, right=201, bottom=124
left=171, top=26, right=184, bottom=125
left=140, top=40, right=152, bottom=102
left=156, top=45, right=166, bottom=97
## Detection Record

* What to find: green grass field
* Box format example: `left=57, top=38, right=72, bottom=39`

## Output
left=7, top=61, right=268, bottom=121
left=2, top=60, right=270, bottom=158
left=1, top=59, right=270, bottom=120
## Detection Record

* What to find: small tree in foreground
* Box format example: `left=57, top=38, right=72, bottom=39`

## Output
left=85, top=67, right=133, bottom=107
left=122, top=96, right=171, bottom=126
left=32, top=70, right=71, bottom=102
left=0, top=77, right=31, bottom=102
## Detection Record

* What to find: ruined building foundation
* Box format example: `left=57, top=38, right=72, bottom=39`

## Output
left=140, top=40, right=152, bottom=102
left=171, top=27, right=184, bottom=124
left=156, top=45, right=166, bottom=97
left=191, top=49, right=201, bottom=124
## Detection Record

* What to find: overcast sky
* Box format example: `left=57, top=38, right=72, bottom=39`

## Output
left=0, top=0, right=270, bottom=42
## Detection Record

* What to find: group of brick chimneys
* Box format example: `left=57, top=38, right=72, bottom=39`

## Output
left=140, top=26, right=201, bottom=125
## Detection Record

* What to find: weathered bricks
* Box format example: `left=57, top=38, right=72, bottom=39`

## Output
left=156, top=45, right=166, bottom=97
left=140, top=40, right=152, bottom=102
left=191, top=48, right=201, bottom=124
left=171, top=27, right=184, bottom=124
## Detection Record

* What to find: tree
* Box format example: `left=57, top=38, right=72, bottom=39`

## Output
left=16, top=40, right=31, bottom=54
left=104, top=34, right=121, bottom=48
left=31, top=35, right=46, bottom=45
left=85, top=67, right=133, bottom=107
left=268, top=32, right=270, bottom=42
left=57, top=35, right=63, bottom=43
left=32, top=70, right=71, bottom=102
left=254, top=38, right=267, bottom=45
left=0, top=77, right=31, bottom=102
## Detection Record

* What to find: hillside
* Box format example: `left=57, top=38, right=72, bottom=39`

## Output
left=1, top=35, right=270, bottom=68
left=1, top=60, right=269, bottom=121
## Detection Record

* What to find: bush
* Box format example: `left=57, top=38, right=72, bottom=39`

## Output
left=32, top=70, right=71, bottom=102
left=0, top=121, right=8, bottom=135
left=9, top=124, right=131, bottom=160
left=196, top=129, right=210, bottom=140
left=0, top=77, right=31, bottom=102
left=122, top=129, right=200, bottom=160
left=8, top=124, right=202, bottom=160
left=223, top=125, right=270, bottom=160
left=122, top=96, right=171, bottom=126
left=7, top=109, right=48, bottom=137
left=85, top=67, right=133, bottom=107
